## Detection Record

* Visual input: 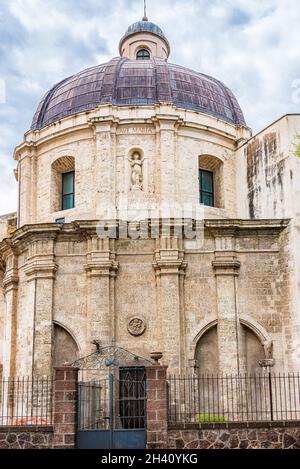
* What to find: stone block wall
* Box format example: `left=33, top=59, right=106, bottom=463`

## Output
left=168, top=424, right=300, bottom=449
left=0, top=426, right=53, bottom=449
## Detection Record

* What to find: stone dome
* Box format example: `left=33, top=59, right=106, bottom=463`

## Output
left=31, top=57, right=246, bottom=130
left=119, top=20, right=170, bottom=53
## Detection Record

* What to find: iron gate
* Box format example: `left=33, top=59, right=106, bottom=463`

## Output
left=77, top=367, right=147, bottom=449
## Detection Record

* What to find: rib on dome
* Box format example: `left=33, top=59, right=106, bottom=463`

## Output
left=31, top=57, right=246, bottom=130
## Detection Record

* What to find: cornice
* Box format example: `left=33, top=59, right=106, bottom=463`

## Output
left=13, top=102, right=247, bottom=158
left=0, top=218, right=290, bottom=252
left=206, top=219, right=290, bottom=237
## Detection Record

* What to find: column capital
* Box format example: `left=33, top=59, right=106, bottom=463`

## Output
left=85, top=250, right=119, bottom=278
left=3, top=270, right=19, bottom=291
left=2, top=254, right=19, bottom=292
left=24, top=255, right=58, bottom=281
left=153, top=249, right=187, bottom=276
left=212, top=255, right=241, bottom=276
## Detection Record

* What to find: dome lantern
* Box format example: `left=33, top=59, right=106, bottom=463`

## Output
left=119, top=17, right=170, bottom=61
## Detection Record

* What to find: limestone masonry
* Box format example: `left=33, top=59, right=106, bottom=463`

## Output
left=0, top=17, right=300, bottom=378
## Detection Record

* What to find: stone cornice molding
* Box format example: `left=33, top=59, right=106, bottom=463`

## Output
left=88, top=115, right=120, bottom=133
left=0, top=218, right=290, bottom=261
left=14, top=102, right=247, bottom=160
left=206, top=219, right=289, bottom=237
left=151, top=114, right=184, bottom=132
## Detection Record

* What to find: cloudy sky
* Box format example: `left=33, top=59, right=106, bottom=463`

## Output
left=0, top=0, right=299, bottom=214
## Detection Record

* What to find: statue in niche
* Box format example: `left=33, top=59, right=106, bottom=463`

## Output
left=129, top=151, right=144, bottom=190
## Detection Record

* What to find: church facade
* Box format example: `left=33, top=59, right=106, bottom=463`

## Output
left=0, top=18, right=300, bottom=378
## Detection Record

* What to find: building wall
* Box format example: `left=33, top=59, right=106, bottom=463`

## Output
left=236, top=114, right=300, bottom=370
left=16, top=104, right=250, bottom=227
left=0, top=220, right=293, bottom=377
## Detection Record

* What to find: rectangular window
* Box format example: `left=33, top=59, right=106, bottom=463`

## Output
left=62, top=171, right=75, bottom=211
left=199, top=169, right=214, bottom=207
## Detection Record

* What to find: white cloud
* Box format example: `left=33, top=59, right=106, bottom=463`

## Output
left=0, top=0, right=299, bottom=214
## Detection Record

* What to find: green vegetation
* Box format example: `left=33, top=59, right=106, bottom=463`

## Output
left=195, top=414, right=227, bottom=423
left=295, top=136, right=300, bottom=157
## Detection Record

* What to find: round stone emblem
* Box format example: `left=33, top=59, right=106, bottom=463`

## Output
left=127, top=318, right=146, bottom=337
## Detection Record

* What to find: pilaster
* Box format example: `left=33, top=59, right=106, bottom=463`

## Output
left=152, top=115, right=183, bottom=208
left=2, top=251, right=19, bottom=377
left=85, top=236, right=118, bottom=351
left=212, top=230, right=241, bottom=374
left=24, top=236, right=58, bottom=376
left=89, top=116, right=118, bottom=219
left=153, top=237, right=186, bottom=373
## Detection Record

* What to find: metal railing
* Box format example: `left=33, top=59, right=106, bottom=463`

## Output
left=168, top=373, right=300, bottom=424
left=0, top=377, right=53, bottom=426
left=78, top=377, right=147, bottom=431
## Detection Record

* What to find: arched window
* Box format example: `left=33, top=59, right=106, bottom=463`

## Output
left=51, top=156, right=75, bottom=213
left=62, top=171, right=75, bottom=210
left=136, top=49, right=150, bottom=60
left=199, top=155, right=224, bottom=208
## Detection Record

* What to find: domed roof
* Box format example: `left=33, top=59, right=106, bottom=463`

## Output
left=31, top=57, right=246, bottom=130
left=119, top=20, right=170, bottom=53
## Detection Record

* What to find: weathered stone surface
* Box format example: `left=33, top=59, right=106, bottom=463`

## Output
left=267, top=431, right=279, bottom=442
left=283, top=434, right=296, bottom=448
left=6, top=433, right=17, bottom=444
left=219, top=432, right=230, bottom=442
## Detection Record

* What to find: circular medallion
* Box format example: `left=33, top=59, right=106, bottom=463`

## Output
left=127, top=318, right=146, bottom=337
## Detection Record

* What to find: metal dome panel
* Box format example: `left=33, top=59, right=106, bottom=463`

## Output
left=31, top=57, right=246, bottom=130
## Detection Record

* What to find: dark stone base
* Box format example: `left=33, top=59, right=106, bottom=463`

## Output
left=0, top=426, right=53, bottom=449
left=168, top=425, right=300, bottom=449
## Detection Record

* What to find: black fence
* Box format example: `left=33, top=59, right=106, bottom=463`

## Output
left=168, top=373, right=300, bottom=424
left=0, top=377, right=53, bottom=426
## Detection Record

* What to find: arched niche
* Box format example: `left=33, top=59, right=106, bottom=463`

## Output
left=53, top=322, right=79, bottom=367
left=195, top=324, right=218, bottom=374
left=240, top=325, right=266, bottom=374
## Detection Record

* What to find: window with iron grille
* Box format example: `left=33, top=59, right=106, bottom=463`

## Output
left=62, top=171, right=75, bottom=210
left=136, top=49, right=150, bottom=60
left=199, top=169, right=214, bottom=207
